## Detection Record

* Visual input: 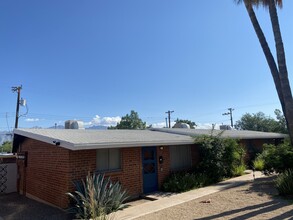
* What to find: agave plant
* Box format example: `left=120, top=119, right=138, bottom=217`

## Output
left=67, top=173, right=128, bottom=219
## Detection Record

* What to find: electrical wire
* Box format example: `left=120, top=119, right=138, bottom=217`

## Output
left=19, top=104, right=29, bottom=118
left=5, top=112, right=12, bottom=134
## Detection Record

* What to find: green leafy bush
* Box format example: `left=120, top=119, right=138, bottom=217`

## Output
left=163, top=135, right=246, bottom=193
left=275, top=169, right=293, bottom=196
left=194, top=135, right=246, bottom=183
left=261, top=142, right=293, bottom=174
left=0, top=141, right=12, bottom=153
left=253, top=156, right=265, bottom=171
left=67, top=173, right=128, bottom=219
left=222, top=138, right=246, bottom=177
left=162, top=172, right=209, bottom=193
left=232, top=164, right=246, bottom=176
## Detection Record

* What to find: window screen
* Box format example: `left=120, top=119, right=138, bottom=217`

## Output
left=96, top=148, right=121, bottom=171
left=170, top=145, right=191, bottom=170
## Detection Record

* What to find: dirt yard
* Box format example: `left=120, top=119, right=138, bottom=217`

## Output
left=137, top=176, right=293, bottom=220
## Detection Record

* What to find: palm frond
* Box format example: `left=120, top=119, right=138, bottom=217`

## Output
left=235, top=0, right=282, bottom=8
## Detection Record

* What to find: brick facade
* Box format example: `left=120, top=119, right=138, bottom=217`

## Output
left=18, top=138, right=70, bottom=208
left=17, top=138, right=184, bottom=209
left=156, top=146, right=171, bottom=188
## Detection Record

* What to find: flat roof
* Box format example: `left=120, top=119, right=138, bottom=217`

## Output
left=13, top=128, right=287, bottom=152
left=150, top=128, right=288, bottom=140
left=13, top=128, right=194, bottom=151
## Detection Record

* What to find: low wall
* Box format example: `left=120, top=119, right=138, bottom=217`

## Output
left=0, top=155, right=17, bottom=194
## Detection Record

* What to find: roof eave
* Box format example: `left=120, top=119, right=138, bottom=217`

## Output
left=66, top=140, right=194, bottom=150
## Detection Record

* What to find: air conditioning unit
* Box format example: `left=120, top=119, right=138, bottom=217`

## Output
left=65, top=120, right=84, bottom=129
left=219, top=125, right=232, bottom=130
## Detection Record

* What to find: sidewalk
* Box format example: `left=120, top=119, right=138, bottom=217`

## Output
left=115, top=171, right=263, bottom=220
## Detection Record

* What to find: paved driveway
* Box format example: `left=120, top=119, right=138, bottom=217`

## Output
left=0, top=193, right=71, bottom=220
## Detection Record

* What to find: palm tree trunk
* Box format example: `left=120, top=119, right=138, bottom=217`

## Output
left=243, top=1, right=287, bottom=118
left=243, top=1, right=283, bottom=103
left=268, top=0, right=293, bottom=143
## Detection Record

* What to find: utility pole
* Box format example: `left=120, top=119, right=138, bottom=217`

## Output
left=222, top=108, right=234, bottom=127
left=165, top=110, right=174, bottom=128
left=12, top=85, right=22, bottom=129
left=165, top=117, right=168, bottom=128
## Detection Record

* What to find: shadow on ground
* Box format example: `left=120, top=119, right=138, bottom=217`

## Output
left=195, top=176, right=293, bottom=220
left=0, top=193, right=72, bottom=220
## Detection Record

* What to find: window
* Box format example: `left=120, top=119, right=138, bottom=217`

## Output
left=170, top=145, right=191, bottom=170
left=96, top=148, right=121, bottom=171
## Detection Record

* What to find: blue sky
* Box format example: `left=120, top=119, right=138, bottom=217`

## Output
left=0, top=0, right=292, bottom=131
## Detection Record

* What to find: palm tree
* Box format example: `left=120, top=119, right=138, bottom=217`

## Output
left=235, top=0, right=293, bottom=144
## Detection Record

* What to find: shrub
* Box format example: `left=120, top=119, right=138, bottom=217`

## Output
left=162, top=172, right=209, bottom=193
left=222, top=138, right=246, bottom=177
left=253, top=156, right=265, bottom=171
left=232, top=164, right=246, bottom=176
left=194, top=135, right=226, bottom=182
left=261, top=142, right=293, bottom=174
left=194, top=135, right=246, bottom=182
left=275, top=169, right=293, bottom=196
left=67, top=173, right=128, bottom=219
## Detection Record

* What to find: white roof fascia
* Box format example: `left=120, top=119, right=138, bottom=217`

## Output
left=14, top=129, right=75, bottom=149
left=72, top=140, right=194, bottom=150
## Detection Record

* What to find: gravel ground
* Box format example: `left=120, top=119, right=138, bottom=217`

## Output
left=137, top=176, right=293, bottom=220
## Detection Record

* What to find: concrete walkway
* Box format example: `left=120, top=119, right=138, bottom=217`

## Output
left=115, top=171, right=264, bottom=220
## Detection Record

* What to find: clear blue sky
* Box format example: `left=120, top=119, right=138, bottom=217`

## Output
left=0, top=0, right=292, bottom=131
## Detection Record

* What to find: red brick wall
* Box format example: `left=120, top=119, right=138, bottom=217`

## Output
left=69, top=147, right=144, bottom=198
left=67, top=147, right=144, bottom=199
left=68, top=149, right=96, bottom=185
left=18, top=138, right=70, bottom=208
left=18, top=139, right=192, bottom=208
left=18, top=140, right=145, bottom=208
left=156, top=146, right=170, bottom=189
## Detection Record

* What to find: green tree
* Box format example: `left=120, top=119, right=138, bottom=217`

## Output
left=109, top=110, right=146, bottom=129
left=274, top=109, right=287, bottom=133
left=173, top=118, right=197, bottom=129
left=235, top=110, right=287, bottom=133
left=1, top=141, right=12, bottom=153
left=235, top=0, right=293, bottom=143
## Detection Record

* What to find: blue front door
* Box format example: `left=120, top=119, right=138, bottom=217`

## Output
left=142, top=147, right=158, bottom=194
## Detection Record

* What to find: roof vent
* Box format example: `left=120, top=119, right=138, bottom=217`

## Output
left=65, top=120, right=84, bottom=129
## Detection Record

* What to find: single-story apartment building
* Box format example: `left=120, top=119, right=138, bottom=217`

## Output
left=12, top=128, right=287, bottom=209
left=150, top=128, right=287, bottom=161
